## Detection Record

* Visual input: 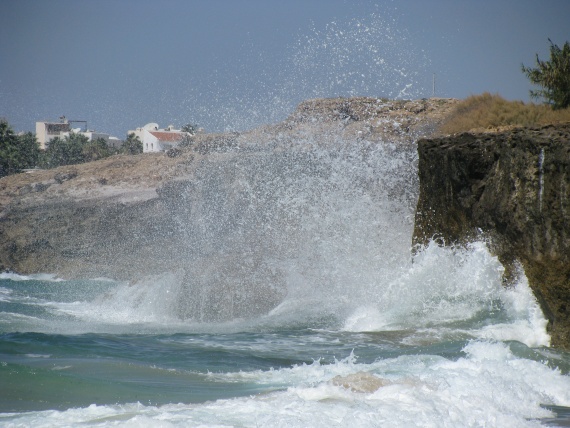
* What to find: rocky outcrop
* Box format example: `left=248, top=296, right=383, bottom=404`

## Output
left=413, top=124, right=570, bottom=348
left=0, top=97, right=457, bottom=321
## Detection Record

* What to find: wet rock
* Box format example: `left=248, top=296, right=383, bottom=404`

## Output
left=413, top=124, right=570, bottom=349
left=331, top=372, right=391, bottom=392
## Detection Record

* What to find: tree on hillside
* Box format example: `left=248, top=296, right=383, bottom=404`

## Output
left=120, top=133, right=143, bottom=154
left=40, top=134, right=88, bottom=168
left=17, top=132, right=40, bottom=169
left=82, top=138, right=111, bottom=162
left=181, top=123, right=198, bottom=134
left=179, top=123, right=199, bottom=148
left=522, top=39, right=570, bottom=109
left=0, top=120, right=40, bottom=177
left=40, top=133, right=115, bottom=168
left=0, top=120, right=22, bottom=176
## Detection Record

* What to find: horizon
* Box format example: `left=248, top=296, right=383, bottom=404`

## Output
left=2, top=0, right=569, bottom=137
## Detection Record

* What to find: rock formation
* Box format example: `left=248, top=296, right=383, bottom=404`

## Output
left=0, top=97, right=458, bottom=321
left=414, top=124, right=570, bottom=348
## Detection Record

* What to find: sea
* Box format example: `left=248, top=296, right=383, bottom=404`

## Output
left=1, top=130, right=570, bottom=427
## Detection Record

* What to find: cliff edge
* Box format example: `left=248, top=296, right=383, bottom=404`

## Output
left=413, top=124, right=570, bottom=348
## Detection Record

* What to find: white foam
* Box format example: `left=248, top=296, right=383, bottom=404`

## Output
left=17, top=239, right=551, bottom=348
left=0, top=272, right=63, bottom=282
left=471, top=264, right=550, bottom=347
left=341, top=241, right=551, bottom=347
left=3, top=341, right=568, bottom=427
left=61, top=271, right=186, bottom=325
left=343, top=306, right=396, bottom=332
left=0, top=286, right=12, bottom=301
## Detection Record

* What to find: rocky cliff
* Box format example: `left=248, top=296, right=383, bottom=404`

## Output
left=0, top=97, right=458, bottom=321
left=413, top=124, right=570, bottom=348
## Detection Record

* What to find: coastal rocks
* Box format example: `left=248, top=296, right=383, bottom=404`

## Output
left=0, top=97, right=457, bottom=322
left=413, top=124, right=570, bottom=348
left=331, top=372, right=391, bottom=393
left=281, top=97, right=459, bottom=144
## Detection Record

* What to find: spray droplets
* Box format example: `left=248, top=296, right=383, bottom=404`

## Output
left=181, top=10, right=430, bottom=133
left=289, top=13, right=428, bottom=101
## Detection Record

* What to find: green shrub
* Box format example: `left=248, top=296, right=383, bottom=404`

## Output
left=120, top=133, right=143, bottom=155
left=0, top=120, right=40, bottom=177
left=522, top=39, right=570, bottom=110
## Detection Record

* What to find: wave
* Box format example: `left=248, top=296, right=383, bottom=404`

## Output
left=0, top=240, right=550, bottom=348
left=2, top=340, right=568, bottom=427
left=0, top=272, right=63, bottom=282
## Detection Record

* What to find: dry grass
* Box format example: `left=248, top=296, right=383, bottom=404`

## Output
left=438, top=92, right=570, bottom=134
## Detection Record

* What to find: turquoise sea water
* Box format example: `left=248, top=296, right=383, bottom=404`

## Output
left=1, top=254, right=570, bottom=427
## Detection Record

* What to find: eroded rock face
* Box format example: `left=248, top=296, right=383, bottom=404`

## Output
left=0, top=97, right=457, bottom=322
left=413, top=124, right=570, bottom=348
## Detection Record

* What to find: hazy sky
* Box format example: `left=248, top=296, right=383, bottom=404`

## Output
left=1, top=0, right=569, bottom=137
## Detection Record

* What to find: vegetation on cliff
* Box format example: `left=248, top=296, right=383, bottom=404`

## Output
left=522, top=39, right=570, bottom=110
left=438, top=93, right=570, bottom=135
left=40, top=134, right=113, bottom=168
left=119, top=133, right=143, bottom=155
left=0, top=120, right=40, bottom=177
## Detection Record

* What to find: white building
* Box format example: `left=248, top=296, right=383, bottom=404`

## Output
left=128, top=123, right=191, bottom=153
left=36, top=116, right=121, bottom=149
left=35, top=117, right=71, bottom=150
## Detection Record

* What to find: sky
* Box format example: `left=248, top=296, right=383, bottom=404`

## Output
left=1, top=0, right=569, bottom=137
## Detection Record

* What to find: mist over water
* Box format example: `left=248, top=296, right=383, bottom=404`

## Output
left=0, top=134, right=552, bottom=351
left=183, top=12, right=430, bottom=132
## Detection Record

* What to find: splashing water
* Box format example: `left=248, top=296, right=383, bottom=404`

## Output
left=290, top=15, right=427, bottom=100
left=0, top=133, right=553, bottom=350
left=2, top=11, right=570, bottom=428
left=180, top=12, right=430, bottom=132
left=2, top=129, right=568, bottom=428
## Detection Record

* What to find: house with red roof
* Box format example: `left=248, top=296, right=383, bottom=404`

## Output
left=128, top=123, right=191, bottom=153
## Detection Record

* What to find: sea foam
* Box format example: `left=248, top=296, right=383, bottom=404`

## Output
left=3, top=341, right=568, bottom=428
